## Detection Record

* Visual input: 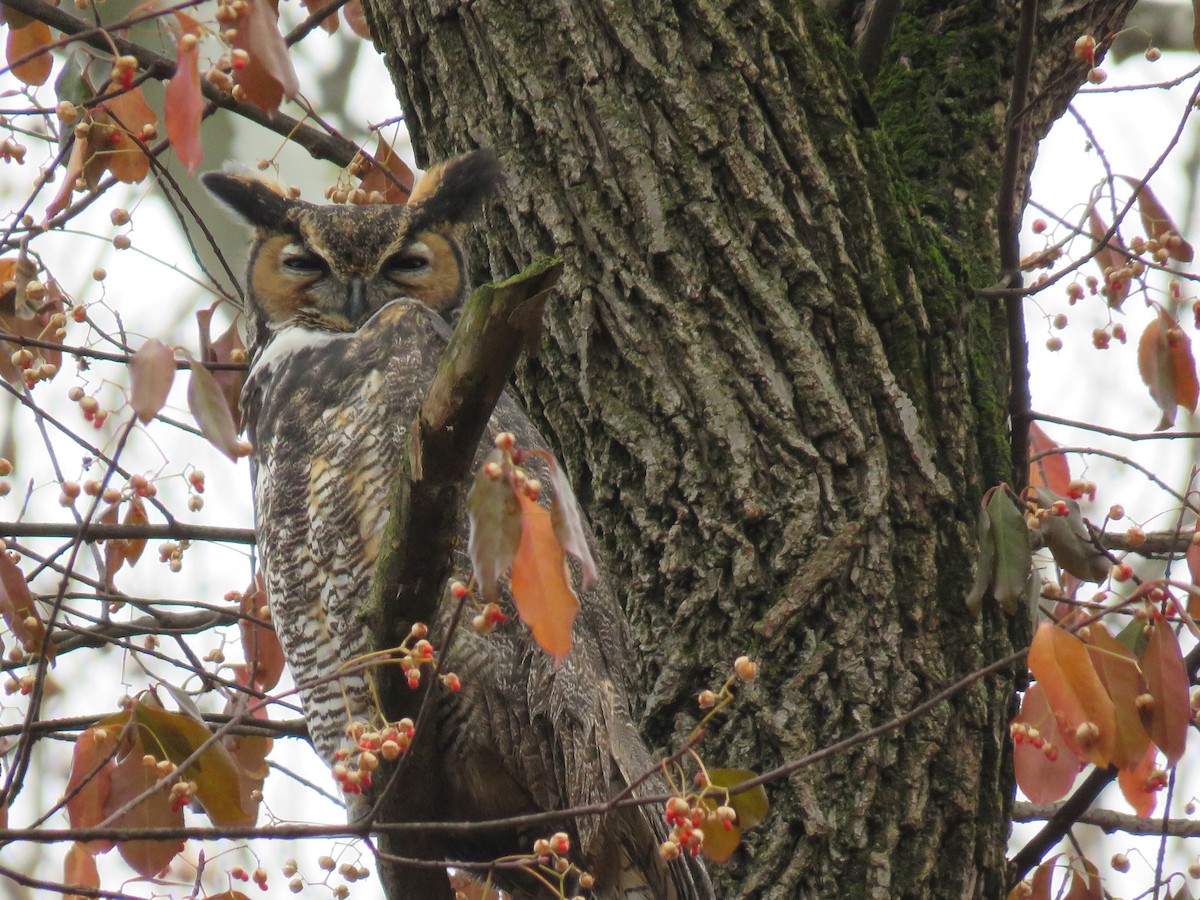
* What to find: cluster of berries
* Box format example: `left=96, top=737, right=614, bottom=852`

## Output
left=332, top=718, right=415, bottom=795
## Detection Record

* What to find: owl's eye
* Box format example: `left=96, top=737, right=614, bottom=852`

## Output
left=281, top=252, right=327, bottom=274
left=384, top=248, right=432, bottom=275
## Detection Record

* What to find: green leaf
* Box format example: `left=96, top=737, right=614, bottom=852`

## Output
left=54, top=54, right=94, bottom=111
left=132, top=701, right=254, bottom=827
left=987, top=486, right=1032, bottom=614
left=707, top=768, right=768, bottom=830
left=965, top=497, right=995, bottom=617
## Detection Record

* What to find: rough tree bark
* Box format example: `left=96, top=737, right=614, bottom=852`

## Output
left=359, top=1, right=1136, bottom=897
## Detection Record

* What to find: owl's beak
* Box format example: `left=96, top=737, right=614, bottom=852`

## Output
left=345, top=278, right=368, bottom=325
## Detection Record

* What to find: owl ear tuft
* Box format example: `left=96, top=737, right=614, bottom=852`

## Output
left=406, top=148, right=504, bottom=231
left=202, top=171, right=302, bottom=232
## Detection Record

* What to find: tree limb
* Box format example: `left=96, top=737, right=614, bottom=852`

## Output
left=1013, top=800, right=1200, bottom=838
left=0, top=522, right=255, bottom=544
left=0, top=0, right=359, bottom=168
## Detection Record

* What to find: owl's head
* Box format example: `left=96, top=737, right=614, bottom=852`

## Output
left=203, top=149, right=502, bottom=345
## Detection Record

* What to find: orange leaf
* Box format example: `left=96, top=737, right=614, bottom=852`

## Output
left=0, top=258, right=65, bottom=387
left=230, top=0, right=299, bottom=112
left=510, top=492, right=578, bottom=661
left=1137, top=310, right=1199, bottom=430
left=1013, top=683, right=1082, bottom=804
left=1082, top=623, right=1150, bottom=769
left=1122, top=176, right=1194, bottom=263
left=122, top=497, right=149, bottom=567
left=165, top=20, right=204, bottom=174
left=65, top=727, right=118, bottom=854
left=342, top=0, right=371, bottom=38
left=0, top=549, right=50, bottom=658
left=92, top=88, right=156, bottom=184
left=3, top=7, right=52, bottom=86
left=63, top=842, right=100, bottom=898
left=1142, top=613, right=1189, bottom=765
left=238, top=574, right=283, bottom=691
left=196, top=305, right=245, bottom=431
left=102, top=740, right=184, bottom=878
left=299, top=0, right=339, bottom=32
left=357, top=134, right=414, bottom=204
left=129, top=339, right=176, bottom=424
left=1027, top=622, right=1116, bottom=767
left=43, top=138, right=86, bottom=222
left=1188, top=524, right=1200, bottom=618
left=1027, top=422, right=1071, bottom=496
left=188, top=357, right=242, bottom=460
left=1063, top=856, right=1101, bottom=900
left=1027, top=855, right=1058, bottom=900
left=1117, top=742, right=1159, bottom=817
left=1088, top=209, right=1130, bottom=308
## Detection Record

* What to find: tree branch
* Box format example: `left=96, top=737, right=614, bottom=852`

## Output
left=0, top=522, right=255, bottom=544
left=367, top=258, right=563, bottom=654
left=0, top=0, right=359, bottom=168
left=1013, top=800, right=1200, bottom=838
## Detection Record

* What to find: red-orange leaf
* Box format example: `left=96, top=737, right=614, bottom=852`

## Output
left=342, top=0, right=371, bottom=38
left=510, top=492, right=578, bottom=661
left=188, top=357, right=241, bottom=460
left=1027, top=622, right=1116, bottom=767
left=65, top=727, right=118, bottom=854
left=1082, top=623, right=1150, bottom=770
left=1189, top=524, right=1200, bottom=618
left=122, top=497, right=149, bottom=567
left=1013, top=683, right=1082, bottom=804
left=3, top=7, right=52, bottom=86
left=299, top=0, right=339, bottom=31
left=1123, top=176, right=1195, bottom=263
left=63, top=842, right=100, bottom=896
left=1063, top=856, right=1101, bottom=900
left=1137, top=310, right=1199, bottom=430
left=93, top=88, right=156, bottom=184
left=1142, top=613, right=1189, bottom=765
left=1088, top=209, right=1130, bottom=308
left=0, top=258, right=65, bottom=387
left=43, top=139, right=86, bottom=222
left=238, top=575, right=283, bottom=691
left=0, top=550, right=50, bottom=658
left=230, top=0, right=299, bottom=112
left=165, top=19, right=204, bottom=174
left=1026, top=855, right=1059, bottom=900
left=1117, top=742, right=1159, bottom=817
left=103, top=743, right=184, bottom=878
left=1027, top=422, right=1071, bottom=496
left=357, top=134, right=414, bottom=204
left=196, top=305, right=245, bottom=431
left=129, top=339, right=176, bottom=424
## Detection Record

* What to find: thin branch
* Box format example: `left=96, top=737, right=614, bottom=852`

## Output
left=0, top=521, right=255, bottom=544
left=1013, top=800, right=1200, bottom=838
left=0, top=0, right=359, bottom=168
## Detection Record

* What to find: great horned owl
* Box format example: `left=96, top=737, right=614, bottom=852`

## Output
left=203, top=151, right=714, bottom=900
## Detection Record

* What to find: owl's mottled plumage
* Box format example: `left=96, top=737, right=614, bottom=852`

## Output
left=204, top=152, right=713, bottom=900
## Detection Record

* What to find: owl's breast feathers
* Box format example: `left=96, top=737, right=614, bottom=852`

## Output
left=243, top=299, right=710, bottom=898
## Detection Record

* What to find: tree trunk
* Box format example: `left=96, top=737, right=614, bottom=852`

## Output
left=360, top=1, right=1134, bottom=896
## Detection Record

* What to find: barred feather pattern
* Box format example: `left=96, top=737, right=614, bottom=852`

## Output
left=242, top=299, right=713, bottom=899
